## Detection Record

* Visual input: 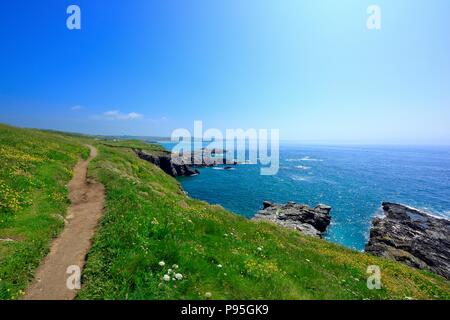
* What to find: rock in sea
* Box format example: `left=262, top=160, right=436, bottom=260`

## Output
left=252, top=201, right=332, bottom=238
left=365, top=202, right=450, bottom=280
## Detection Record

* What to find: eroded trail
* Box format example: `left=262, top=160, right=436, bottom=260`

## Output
left=24, top=145, right=105, bottom=300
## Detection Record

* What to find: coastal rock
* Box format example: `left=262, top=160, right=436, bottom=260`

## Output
left=252, top=201, right=332, bottom=238
left=365, top=202, right=450, bottom=280
left=175, top=148, right=237, bottom=167
left=134, top=147, right=239, bottom=177
left=133, top=149, right=199, bottom=177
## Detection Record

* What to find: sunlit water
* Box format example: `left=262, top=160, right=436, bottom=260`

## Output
left=160, top=142, right=450, bottom=250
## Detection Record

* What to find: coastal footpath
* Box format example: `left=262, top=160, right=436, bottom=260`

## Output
left=1, top=124, right=449, bottom=300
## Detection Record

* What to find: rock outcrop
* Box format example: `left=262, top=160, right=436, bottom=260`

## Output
left=133, top=148, right=238, bottom=177
left=134, top=148, right=239, bottom=177
left=365, top=202, right=450, bottom=280
left=133, top=149, right=199, bottom=177
left=252, top=201, right=332, bottom=238
left=174, top=148, right=237, bottom=167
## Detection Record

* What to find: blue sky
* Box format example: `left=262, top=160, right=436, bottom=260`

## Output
left=0, top=0, right=449, bottom=144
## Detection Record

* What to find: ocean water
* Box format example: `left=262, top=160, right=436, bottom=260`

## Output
left=160, top=143, right=450, bottom=250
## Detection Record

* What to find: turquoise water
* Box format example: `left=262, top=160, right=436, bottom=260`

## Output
left=160, top=143, right=450, bottom=250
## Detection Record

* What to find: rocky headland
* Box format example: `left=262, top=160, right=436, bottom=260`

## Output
left=133, top=148, right=237, bottom=177
left=133, top=149, right=199, bottom=177
left=365, top=202, right=450, bottom=280
left=252, top=201, right=332, bottom=238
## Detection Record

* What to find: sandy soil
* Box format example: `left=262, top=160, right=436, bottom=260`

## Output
left=24, top=145, right=105, bottom=300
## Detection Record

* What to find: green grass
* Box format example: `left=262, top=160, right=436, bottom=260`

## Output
left=78, top=141, right=450, bottom=300
left=0, top=124, right=449, bottom=300
left=0, top=124, right=88, bottom=299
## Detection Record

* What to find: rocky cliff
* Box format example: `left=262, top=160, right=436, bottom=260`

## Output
left=252, top=201, right=332, bottom=238
left=365, top=202, right=450, bottom=280
left=133, top=149, right=199, bottom=177
left=134, top=147, right=239, bottom=177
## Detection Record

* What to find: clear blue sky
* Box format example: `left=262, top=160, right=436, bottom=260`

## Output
left=1, top=0, right=449, bottom=144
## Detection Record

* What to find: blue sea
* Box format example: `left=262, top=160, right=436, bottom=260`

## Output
left=160, top=142, right=450, bottom=251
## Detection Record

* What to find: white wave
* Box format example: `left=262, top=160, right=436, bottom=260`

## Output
left=286, top=156, right=323, bottom=162
left=375, top=204, right=450, bottom=221
left=299, top=156, right=323, bottom=162
left=212, top=167, right=235, bottom=171
left=295, top=165, right=310, bottom=170
left=290, top=175, right=310, bottom=182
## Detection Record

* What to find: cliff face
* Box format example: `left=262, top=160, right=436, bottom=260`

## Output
left=134, top=147, right=239, bottom=177
left=252, top=201, right=332, bottom=238
left=133, top=149, right=199, bottom=177
left=366, top=202, right=450, bottom=280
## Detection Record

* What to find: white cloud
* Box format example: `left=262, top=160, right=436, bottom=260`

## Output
left=71, top=105, right=83, bottom=111
left=99, top=110, right=143, bottom=121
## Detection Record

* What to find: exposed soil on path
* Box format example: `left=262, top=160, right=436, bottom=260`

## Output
left=24, top=145, right=105, bottom=300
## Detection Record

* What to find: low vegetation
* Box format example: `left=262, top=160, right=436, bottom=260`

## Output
left=1, top=124, right=449, bottom=300
left=0, top=124, right=88, bottom=299
left=79, top=140, right=450, bottom=300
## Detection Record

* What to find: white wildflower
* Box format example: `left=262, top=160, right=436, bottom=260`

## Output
left=205, top=292, right=212, bottom=298
left=257, top=247, right=263, bottom=251
left=175, top=273, right=183, bottom=280
left=168, top=268, right=173, bottom=274
left=172, top=264, right=179, bottom=269
left=163, top=274, right=170, bottom=281
left=159, top=261, right=165, bottom=267
left=217, top=264, right=223, bottom=268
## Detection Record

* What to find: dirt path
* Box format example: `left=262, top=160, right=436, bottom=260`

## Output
left=24, top=145, right=105, bottom=300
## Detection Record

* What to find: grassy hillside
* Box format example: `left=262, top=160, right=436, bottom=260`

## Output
left=78, top=141, right=450, bottom=300
left=0, top=124, right=89, bottom=299
left=1, top=124, right=449, bottom=300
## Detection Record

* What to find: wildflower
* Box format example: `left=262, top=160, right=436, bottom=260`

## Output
left=205, top=292, right=212, bottom=298
left=305, top=259, right=311, bottom=263
left=172, top=264, right=179, bottom=269
left=159, top=261, right=165, bottom=267
left=217, top=264, right=223, bottom=268
left=257, top=247, right=263, bottom=251
left=163, top=274, right=170, bottom=281
left=175, top=273, right=183, bottom=280
left=168, top=269, right=173, bottom=274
